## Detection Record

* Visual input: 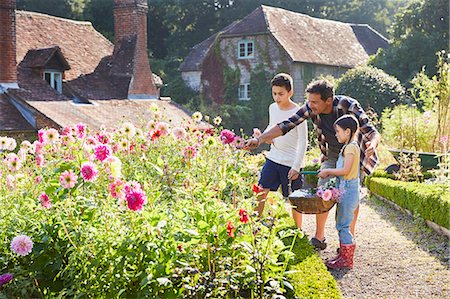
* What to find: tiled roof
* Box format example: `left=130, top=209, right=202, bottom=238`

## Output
left=179, top=21, right=239, bottom=72
left=181, top=5, right=389, bottom=71
left=2, top=10, right=194, bottom=135
left=16, top=10, right=113, bottom=80
left=24, top=99, right=198, bottom=131
left=179, top=34, right=218, bottom=72
left=262, top=6, right=388, bottom=67
left=0, top=94, right=34, bottom=132
left=20, top=46, right=70, bottom=70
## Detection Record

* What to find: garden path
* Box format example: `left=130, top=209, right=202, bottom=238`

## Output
left=300, top=191, right=450, bottom=299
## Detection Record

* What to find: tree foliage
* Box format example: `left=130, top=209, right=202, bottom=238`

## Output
left=370, top=0, right=449, bottom=84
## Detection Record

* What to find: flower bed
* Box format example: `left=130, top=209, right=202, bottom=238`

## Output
left=0, top=114, right=340, bottom=298
left=365, top=175, right=450, bottom=229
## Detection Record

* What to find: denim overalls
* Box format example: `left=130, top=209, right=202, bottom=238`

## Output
left=335, top=141, right=360, bottom=245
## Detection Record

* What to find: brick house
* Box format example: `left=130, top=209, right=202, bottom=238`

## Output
left=0, top=0, right=192, bottom=140
left=180, top=5, right=389, bottom=104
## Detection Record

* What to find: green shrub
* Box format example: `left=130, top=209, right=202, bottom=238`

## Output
left=277, top=217, right=342, bottom=299
left=366, top=177, right=450, bottom=229
left=336, top=65, right=404, bottom=114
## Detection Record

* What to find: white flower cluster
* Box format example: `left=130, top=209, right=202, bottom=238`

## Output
left=0, top=136, right=17, bottom=151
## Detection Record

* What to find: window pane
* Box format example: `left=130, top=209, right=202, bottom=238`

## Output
left=247, top=84, right=251, bottom=99
left=247, top=42, right=253, bottom=56
left=239, top=43, right=246, bottom=57
left=44, top=73, right=51, bottom=85
left=239, top=85, right=244, bottom=98
left=54, top=73, right=62, bottom=92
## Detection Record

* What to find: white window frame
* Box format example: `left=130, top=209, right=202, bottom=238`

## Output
left=238, top=83, right=251, bottom=101
left=237, top=40, right=254, bottom=59
left=43, top=70, right=63, bottom=93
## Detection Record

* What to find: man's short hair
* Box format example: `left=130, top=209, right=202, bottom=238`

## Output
left=271, top=73, right=293, bottom=92
left=306, top=79, right=334, bottom=101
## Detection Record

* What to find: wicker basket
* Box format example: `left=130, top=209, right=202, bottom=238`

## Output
left=288, top=189, right=335, bottom=214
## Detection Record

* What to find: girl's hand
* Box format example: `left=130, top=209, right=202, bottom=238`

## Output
left=287, top=169, right=299, bottom=180
left=318, top=169, right=330, bottom=178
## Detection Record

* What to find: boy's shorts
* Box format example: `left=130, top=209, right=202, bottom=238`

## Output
left=259, top=159, right=303, bottom=197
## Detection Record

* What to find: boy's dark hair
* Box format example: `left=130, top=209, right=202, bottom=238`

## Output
left=306, top=79, right=334, bottom=101
left=334, top=114, right=359, bottom=141
left=271, top=73, right=293, bottom=92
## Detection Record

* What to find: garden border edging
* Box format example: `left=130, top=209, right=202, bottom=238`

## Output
left=370, top=192, right=450, bottom=238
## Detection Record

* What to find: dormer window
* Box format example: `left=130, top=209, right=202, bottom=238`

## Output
left=43, top=70, right=63, bottom=93
left=20, top=46, right=70, bottom=94
left=238, top=40, right=254, bottom=59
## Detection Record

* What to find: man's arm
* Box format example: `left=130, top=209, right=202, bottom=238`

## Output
left=365, top=132, right=381, bottom=156
left=348, top=100, right=381, bottom=156
left=245, top=104, right=311, bottom=150
left=244, top=125, right=283, bottom=150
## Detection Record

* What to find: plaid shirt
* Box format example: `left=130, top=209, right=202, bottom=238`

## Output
left=278, top=95, right=380, bottom=175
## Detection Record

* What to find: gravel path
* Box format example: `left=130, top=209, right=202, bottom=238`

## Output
left=300, top=191, right=450, bottom=299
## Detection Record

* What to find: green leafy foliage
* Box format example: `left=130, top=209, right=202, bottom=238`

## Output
left=366, top=176, right=450, bottom=229
left=370, top=0, right=449, bottom=83
left=380, top=52, right=449, bottom=152
left=380, top=105, right=437, bottom=152
left=0, top=119, right=339, bottom=297
left=336, top=65, right=404, bottom=114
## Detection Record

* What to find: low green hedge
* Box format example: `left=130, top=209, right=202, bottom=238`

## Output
left=365, top=176, right=450, bottom=229
left=277, top=216, right=342, bottom=299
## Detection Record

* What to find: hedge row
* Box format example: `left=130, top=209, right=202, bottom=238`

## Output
left=277, top=216, right=342, bottom=299
left=365, top=176, right=450, bottom=229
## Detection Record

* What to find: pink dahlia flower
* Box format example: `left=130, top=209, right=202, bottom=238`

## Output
left=220, top=129, right=235, bottom=144
left=39, top=192, right=52, bottom=209
left=81, top=162, right=98, bottom=182
left=45, top=128, right=59, bottom=143
left=59, top=170, right=78, bottom=189
left=124, top=183, right=147, bottom=211
left=76, top=123, right=87, bottom=139
left=183, top=146, right=197, bottom=160
left=322, top=189, right=333, bottom=201
left=172, top=127, right=187, bottom=140
left=10, top=235, right=33, bottom=256
left=94, top=144, right=112, bottom=162
left=155, top=122, right=170, bottom=136
left=109, top=179, right=124, bottom=199
left=0, top=273, right=13, bottom=286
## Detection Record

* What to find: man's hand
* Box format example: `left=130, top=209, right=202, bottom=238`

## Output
left=244, top=137, right=259, bottom=150
left=287, top=169, right=299, bottom=181
left=365, top=140, right=378, bottom=157
left=317, top=169, right=330, bottom=178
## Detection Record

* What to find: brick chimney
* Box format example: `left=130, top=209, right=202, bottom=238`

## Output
left=113, top=0, right=158, bottom=100
left=0, top=0, right=19, bottom=92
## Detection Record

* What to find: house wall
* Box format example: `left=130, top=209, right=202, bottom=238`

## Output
left=200, top=33, right=290, bottom=103
left=199, top=33, right=351, bottom=104
left=181, top=71, right=201, bottom=91
left=220, top=33, right=289, bottom=83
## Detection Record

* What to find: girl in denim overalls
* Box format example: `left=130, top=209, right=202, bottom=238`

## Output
left=318, top=115, right=360, bottom=269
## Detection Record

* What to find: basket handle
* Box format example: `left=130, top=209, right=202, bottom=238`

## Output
left=288, top=171, right=319, bottom=195
left=300, top=170, right=319, bottom=175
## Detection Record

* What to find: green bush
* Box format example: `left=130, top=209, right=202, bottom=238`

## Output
left=336, top=65, right=404, bottom=114
left=366, top=177, right=450, bottom=229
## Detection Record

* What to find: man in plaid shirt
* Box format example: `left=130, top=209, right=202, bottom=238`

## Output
left=245, top=79, right=381, bottom=250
